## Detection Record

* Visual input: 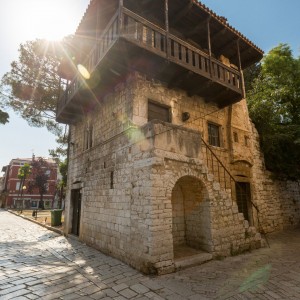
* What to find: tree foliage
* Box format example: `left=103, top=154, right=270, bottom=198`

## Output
left=18, top=163, right=31, bottom=183
left=0, top=109, right=9, bottom=124
left=57, top=159, right=68, bottom=208
left=28, top=157, right=52, bottom=210
left=0, top=38, right=74, bottom=157
left=246, top=44, right=300, bottom=179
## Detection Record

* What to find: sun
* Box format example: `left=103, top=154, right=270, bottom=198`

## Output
left=9, top=0, right=88, bottom=42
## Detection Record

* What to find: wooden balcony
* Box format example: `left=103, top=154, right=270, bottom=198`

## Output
left=57, top=7, right=243, bottom=124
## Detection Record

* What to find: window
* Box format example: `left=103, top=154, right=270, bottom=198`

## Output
left=110, top=171, right=114, bottom=189
left=83, top=122, right=94, bottom=151
left=244, top=135, right=250, bottom=147
left=148, top=101, right=170, bottom=122
left=31, top=201, right=38, bottom=208
left=233, top=132, right=239, bottom=143
left=208, top=123, right=221, bottom=147
left=16, top=181, right=21, bottom=191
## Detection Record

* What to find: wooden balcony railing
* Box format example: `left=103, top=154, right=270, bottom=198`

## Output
left=57, top=12, right=119, bottom=114
left=57, top=7, right=242, bottom=117
left=122, top=8, right=241, bottom=92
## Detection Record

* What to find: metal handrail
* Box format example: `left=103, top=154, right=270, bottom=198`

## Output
left=201, top=137, right=268, bottom=243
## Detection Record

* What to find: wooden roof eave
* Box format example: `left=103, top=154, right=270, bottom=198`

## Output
left=75, top=0, right=264, bottom=68
left=170, top=0, right=263, bottom=68
left=193, top=1, right=263, bottom=65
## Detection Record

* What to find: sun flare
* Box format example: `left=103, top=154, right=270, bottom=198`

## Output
left=8, top=0, right=87, bottom=42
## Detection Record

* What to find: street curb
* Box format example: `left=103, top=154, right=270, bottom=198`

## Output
left=8, top=210, right=64, bottom=236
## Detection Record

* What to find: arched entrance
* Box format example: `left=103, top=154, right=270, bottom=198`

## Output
left=171, top=176, right=212, bottom=258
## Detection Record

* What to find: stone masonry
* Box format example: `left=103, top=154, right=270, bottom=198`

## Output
left=64, top=72, right=300, bottom=274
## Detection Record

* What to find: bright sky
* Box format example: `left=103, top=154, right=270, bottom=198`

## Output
left=0, top=0, right=90, bottom=170
left=0, top=0, right=299, bottom=171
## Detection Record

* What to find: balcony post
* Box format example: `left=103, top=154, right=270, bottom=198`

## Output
left=96, top=1, right=100, bottom=40
left=118, top=0, right=124, bottom=36
left=237, top=39, right=246, bottom=98
left=165, top=0, right=170, bottom=58
left=207, top=16, right=213, bottom=78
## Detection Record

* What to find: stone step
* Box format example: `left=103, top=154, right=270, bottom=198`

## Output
left=174, top=252, right=213, bottom=271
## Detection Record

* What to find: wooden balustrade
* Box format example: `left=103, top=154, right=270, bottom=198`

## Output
left=122, top=8, right=241, bottom=92
left=57, top=7, right=242, bottom=118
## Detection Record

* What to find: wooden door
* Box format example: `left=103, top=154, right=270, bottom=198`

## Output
left=71, top=189, right=81, bottom=236
left=236, top=182, right=251, bottom=221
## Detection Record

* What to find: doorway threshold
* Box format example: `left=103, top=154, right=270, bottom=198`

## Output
left=174, top=245, right=213, bottom=270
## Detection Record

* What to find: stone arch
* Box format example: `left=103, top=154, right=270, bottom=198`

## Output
left=170, top=174, right=213, bottom=257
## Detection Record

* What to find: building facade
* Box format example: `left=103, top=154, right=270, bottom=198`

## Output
left=56, top=0, right=300, bottom=274
left=1, top=158, right=58, bottom=209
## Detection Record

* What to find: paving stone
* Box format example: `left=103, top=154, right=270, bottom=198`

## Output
left=0, top=211, right=300, bottom=300
left=119, top=288, right=138, bottom=299
left=113, top=296, right=127, bottom=300
left=0, top=289, right=29, bottom=300
left=103, top=288, right=119, bottom=298
left=0, top=284, right=27, bottom=296
left=59, top=294, right=80, bottom=300
left=24, top=294, right=40, bottom=300
left=90, top=290, right=107, bottom=299
left=112, top=283, right=128, bottom=292
left=130, top=283, right=150, bottom=294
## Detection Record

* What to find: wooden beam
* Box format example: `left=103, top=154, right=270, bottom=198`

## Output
left=185, top=18, right=207, bottom=38
left=95, top=1, right=100, bottom=40
left=165, top=0, right=169, bottom=58
left=187, top=80, right=213, bottom=97
left=207, top=17, right=213, bottom=79
left=170, top=0, right=193, bottom=26
left=168, top=71, right=192, bottom=89
left=211, top=27, right=227, bottom=44
left=207, top=17, right=212, bottom=57
left=237, top=39, right=246, bottom=98
left=118, top=0, right=124, bottom=33
left=215, top=37, right=239, bottom=57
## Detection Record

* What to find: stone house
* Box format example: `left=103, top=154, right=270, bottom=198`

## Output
left=56, top=0, right=300, bottom=274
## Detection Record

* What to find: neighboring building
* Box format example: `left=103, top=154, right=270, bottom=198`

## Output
left=1, top=157, right=58, bottom=209
left=56, top=0, right=300, bottom=274
left=0, top=176, right=5, bottom=208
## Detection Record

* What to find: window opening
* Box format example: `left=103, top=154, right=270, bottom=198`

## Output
left=148, top=101, right=171, bottom=123
left=208, top=123, right=221, bottom=147
left=244, top=135, right=250, bottom=146
left=83, top=122, right=94, bottom=151
left=110, top=171, right=114, bottom=189
left=233, top=132, right=239, bottom=143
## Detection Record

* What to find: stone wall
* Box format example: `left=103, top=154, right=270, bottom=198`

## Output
left=250, top=124, right=300, bottom=233
left=65, top=72, right=299, bottom=274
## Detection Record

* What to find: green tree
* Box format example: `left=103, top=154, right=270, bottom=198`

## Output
left=28, top=157, right=53, bottom=210
left=57, top=159, right=68, bottom=209
left=0, top=109, right=9, bottom=124
left=246, top=44, right=300, bottom=179
left=17, top=163, right=31, bottom=211
left=0, top=38, right=76, bottom=157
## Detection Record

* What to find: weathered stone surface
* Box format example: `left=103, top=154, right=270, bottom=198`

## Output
left=64, top=73, right=300, bottom=274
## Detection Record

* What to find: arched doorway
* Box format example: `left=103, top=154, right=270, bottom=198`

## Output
left=171, top=176, right=212, bottom=258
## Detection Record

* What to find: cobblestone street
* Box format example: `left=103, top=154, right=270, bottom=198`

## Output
left=0, top=209, right=300, bottom=299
